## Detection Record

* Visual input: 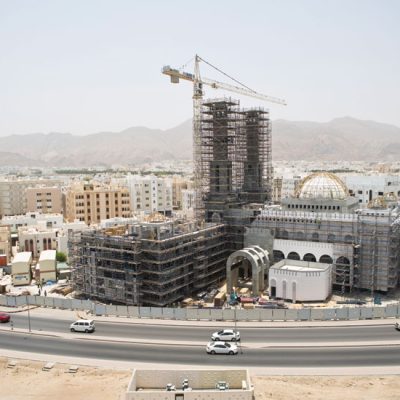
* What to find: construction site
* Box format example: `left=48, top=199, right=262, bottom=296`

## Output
left=68, top=56, right=400, bottom=307
left=69, top=219, right=229, bottom=306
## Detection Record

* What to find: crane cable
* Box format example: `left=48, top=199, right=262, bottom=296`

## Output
left=197, top=55, right=257, bottom=94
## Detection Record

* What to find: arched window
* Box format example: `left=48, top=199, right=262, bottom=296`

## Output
left=336, top=256, right=350, bottom=266
left=287, top=252, right=300, bottom=260
left=281, top=230, right=289, bottom=239
left=327, top=233, right=335, bottom=243
left=296, top=231, right=304, bottom=241
left=311, top=232, right=319, bottom=242
left=303, top=253, right=316, bottom=262
left=319, top=254, right=333, bottom=264
left=344, top=235, right=353, bottom=244
left=273, top=250, right=285, bottom=263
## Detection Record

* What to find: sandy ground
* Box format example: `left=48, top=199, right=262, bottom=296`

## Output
left=1, top=357, right=400, bottom=400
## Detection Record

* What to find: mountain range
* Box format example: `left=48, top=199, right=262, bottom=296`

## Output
left=0, top=117, right=399, bottom=167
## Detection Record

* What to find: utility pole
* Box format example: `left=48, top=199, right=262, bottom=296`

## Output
left=26, top=295, right=31, bottom=333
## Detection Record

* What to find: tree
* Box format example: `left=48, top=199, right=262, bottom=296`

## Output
left=56, top=251, right=67, bottom=263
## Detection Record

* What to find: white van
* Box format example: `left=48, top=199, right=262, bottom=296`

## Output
left=70, top=319, right=95, bottom=333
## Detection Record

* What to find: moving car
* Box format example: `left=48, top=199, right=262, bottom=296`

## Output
left=0, top=312, right=10, bottom=323
left=70, top=319, right=95, bottom=333
left=395, top=321, right=400, bottom=331
left=211, top=329, right=240, bottom=342
left=206, top=341, right=238, bottom=355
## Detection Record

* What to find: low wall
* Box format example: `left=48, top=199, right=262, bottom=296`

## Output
left=1, top=295, right=400, bottom=322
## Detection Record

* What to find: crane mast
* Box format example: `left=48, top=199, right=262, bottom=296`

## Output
left=162, top=55, right=286, bottom=221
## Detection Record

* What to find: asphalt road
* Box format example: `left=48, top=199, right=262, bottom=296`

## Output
left=1, top=331, right=400, bottom=367
left=8, top=314, right=400, bottom=343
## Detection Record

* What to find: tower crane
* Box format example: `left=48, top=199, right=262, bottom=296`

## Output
left=162, top=54, right=286, bottom=220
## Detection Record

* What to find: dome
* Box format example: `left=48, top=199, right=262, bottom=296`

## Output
left=295, top=172, right=349, bottom=200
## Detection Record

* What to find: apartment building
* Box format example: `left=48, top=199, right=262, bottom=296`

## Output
left=171, top=176, right=192, bottom=210
left=18, top=226, right=58, bottom=259
left=343, top=175, right=400, bottom=207
left=0, top=178, right=63, bottom=216
left=26, top=186, right=63, bottom=214
left=126, top=175, right=172, bottom=216
left=1, top=212, right=63, bottom=233
left=64, top=183, right=131, bottom=225
left=0, top=225, right=12, bottom=266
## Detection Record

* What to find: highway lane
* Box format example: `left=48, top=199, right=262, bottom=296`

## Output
left=8, top=313, right=400, bottom=343
left=1, top=331, right=400, bottom=367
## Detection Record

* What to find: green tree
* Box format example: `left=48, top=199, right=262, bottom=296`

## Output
left=56, top=251, right=67, bottom=263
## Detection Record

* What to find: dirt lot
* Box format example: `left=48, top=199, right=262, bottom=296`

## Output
left=1, top=358, right=399, bottom=400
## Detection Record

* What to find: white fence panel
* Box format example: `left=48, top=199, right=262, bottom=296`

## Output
left=222, top=309, right=235, bottom=321
left=106, top=305, right=117, bottom=316
left=244, top=309, right=261, bottom=321
left=27, top=295, right=36, bottom=305
left=298, top=309, right=311, bottom=321
left=61, top=299, right=72, bottom=309
left=336, top=308, right=348, bottom=320
left=259, top=309, right=273, bottom=321
left=235, top=309, right=249, bottom=321
left=127, top=306, right=139, bottom=318
left=310, top=308, right=324, bottom=320
left=384, top=304, right=397, bottom=318
left=150, top=307, right=163, bottom=318
left=116, top=305, right=129, bottom=317
left=81, top=300, right=93, bottom=311
left=138, top=307, right=151, bottom=318
left=44, top=297, right=54, bottom=308
left=210, top=309, right=223, bottom=321
left=322, top=309, right=336, bottom=320
left=186, top=308, right=199, bottom=320
left=35, top=296, right=45, bottom=306
left=272, top=309, right=286, bottom=321
left=360, top=307, right=373, bottom=319
left=71, top=299, right=82, bottom=310
left=348, top=307, right=361, bottom=320
left=94, top=304, right=106, bottom=316
left=284, top=309, right=298, bottom=321
left=53, top=298, right=64, bottom=309
left=161, top=308, right=174, bottom=319
left=372, top=307, right=385, bottom=319
left=397, top=304, right=400, bottom=318
left=174, top=308, right=187, bottom=320
left=197, top=309, right=211, bottom=320
left=0, top=296, right=7, bottom=306
left=16, top=296, right=26, bottom=306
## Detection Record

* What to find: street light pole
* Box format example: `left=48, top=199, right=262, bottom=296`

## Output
left=26, top=295, right=31, bottom=333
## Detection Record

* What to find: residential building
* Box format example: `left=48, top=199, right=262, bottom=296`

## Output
left=126, top=175, right=172, bottom=216
left=1, top=212, right=63, bottom=233
left=0, top=225, right=12, bottom=266
left=64, top=183, right=131, bottom=224
left=171, top=176, right=192, bottom=210
left=26, top=186, right=63, bottom=214
left=18, top=226, right=58, bottom=259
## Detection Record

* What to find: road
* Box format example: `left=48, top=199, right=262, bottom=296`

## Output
left=8, top=313, right=400, bottom=343
left=1, top=330, right=400, bottom=367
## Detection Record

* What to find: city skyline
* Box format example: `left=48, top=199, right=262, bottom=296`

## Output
left=1, top=0, right=399, bottom=136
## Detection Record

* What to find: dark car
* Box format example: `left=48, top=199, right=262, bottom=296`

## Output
left=0, top=312, right=10, bottom=323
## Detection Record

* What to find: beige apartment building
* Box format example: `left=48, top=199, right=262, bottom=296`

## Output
left=0, top=178, right=63, bottom=217
left=26, top=186, right=63, bottom=214
left=0, top=225, right=12, bottom=266
left=171, top=176, right=192, bottom=210
left=64, top=183, right=131, bottom=224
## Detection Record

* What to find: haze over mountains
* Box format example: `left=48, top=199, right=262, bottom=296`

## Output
left=0, top=117, right=399, bottom=167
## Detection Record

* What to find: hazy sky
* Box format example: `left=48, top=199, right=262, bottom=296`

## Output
left=1, top=0, right=399, bottom=136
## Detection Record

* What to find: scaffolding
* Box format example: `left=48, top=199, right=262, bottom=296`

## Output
left=198, top=98, right=272, bottom=224
left=69, top=221, right=230, bottom=307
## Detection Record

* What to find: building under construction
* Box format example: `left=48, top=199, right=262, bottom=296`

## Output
left=246, top=172, right=400, bottom=293
left=69, top=219, right=229, bottom=306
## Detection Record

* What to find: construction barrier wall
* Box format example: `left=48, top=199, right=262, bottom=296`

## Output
left=2, top=295, right=400, bottom=321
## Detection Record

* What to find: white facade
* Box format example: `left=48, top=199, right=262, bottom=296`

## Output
left=182, top=189, right=195, bottom=211
left=1, top=212, right=63, bottom=232
left=18, top=227, right=58, bottom=259
left=126, top=175, right=172, bottom=215
left=343, top=175, right=400, bottom=207
left=11, top=251, right=32, bottom=286
left=269, top=259, right=332, bottom=302
left=38, top=249, right=57, bottom=282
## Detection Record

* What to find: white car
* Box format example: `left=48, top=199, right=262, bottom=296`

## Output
left=395, top=321, right=400, bottom=331
left=70, top=319, right=95, bottom=333
left=211, top=329, right=240, bottom=342
left=206, top=341, right=238, bottom=355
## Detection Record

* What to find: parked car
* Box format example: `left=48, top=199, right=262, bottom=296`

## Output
left=0, top=312, right=10, bottom=323
left=211, top=329, right=240, bottom=342
left=395, top=321, right=400, bottom=331
left=240, top=296, right=259, bottom=304
left=206, top=341, right=238, bottom=355
left=70, top=319, right=95, bottom=333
